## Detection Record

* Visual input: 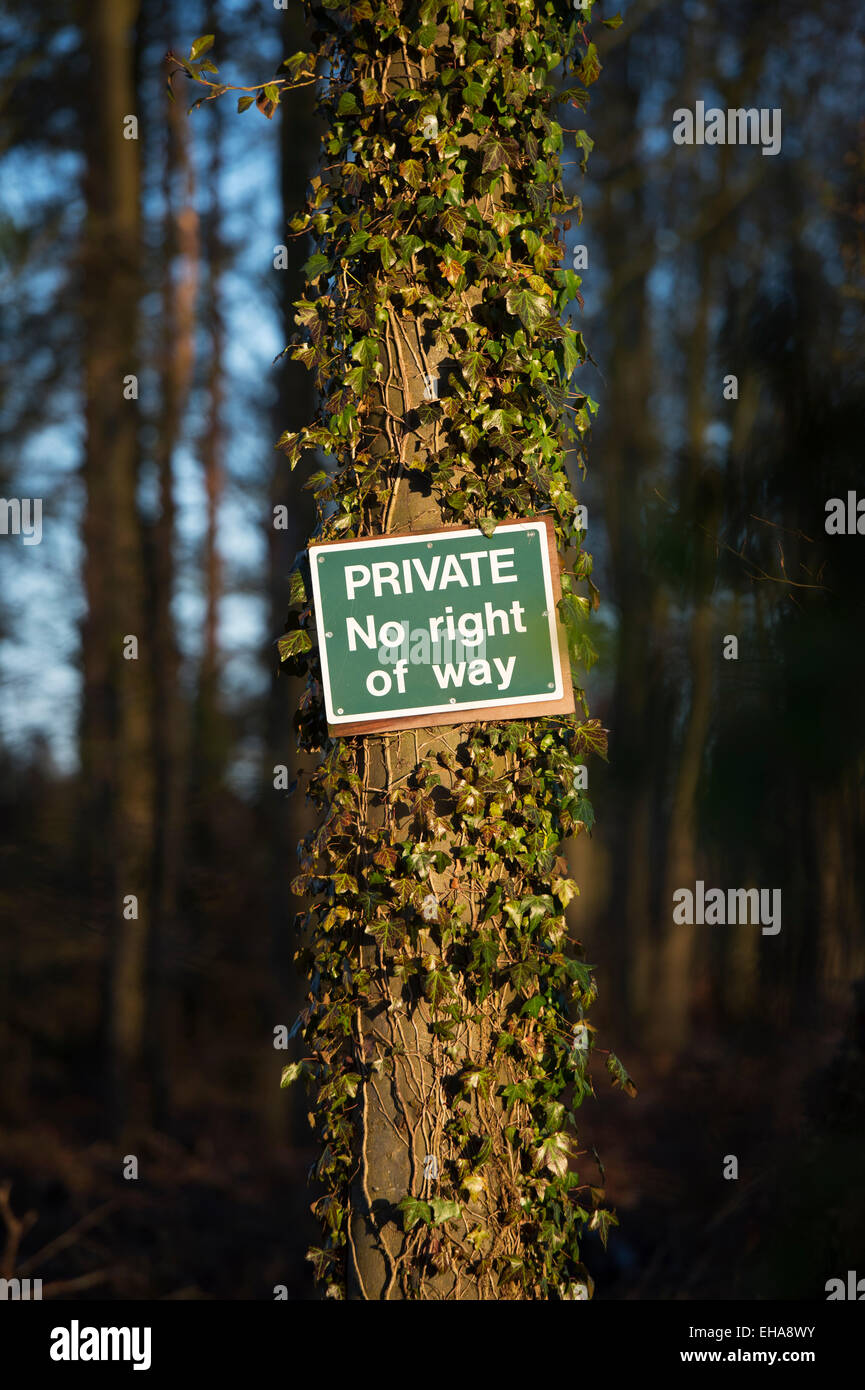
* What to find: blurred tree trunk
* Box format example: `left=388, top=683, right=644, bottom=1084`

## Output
left=593, top=56, right=664, bottom=1040
left=191, top=42, right=227, bottom=828
left=656, top=236, right=715, bottom=1056
left=146, top=9, right=199, bottom=1127
left=194, top=3, right=227, bottom=805
left=264, top=0, right=317, bottom=1140
left=80, top=0, right=153, bottom=1129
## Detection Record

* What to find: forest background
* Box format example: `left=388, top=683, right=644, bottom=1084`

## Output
left=1, top=0, right=864, bottom=1299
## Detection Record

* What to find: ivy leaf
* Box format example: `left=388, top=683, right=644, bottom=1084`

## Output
left=352, top=335, right=381, bottom=369
left=505, top=287, right=549, bottom=334
left=481, top=137, right=508, bottom=173
left=282, top=50, right=312, bottom=78
left=481, top=884, right=503, bottom=922
left=303, top=252, right=331, bottom=281
left=288, top=569, right=308, bottom=606
left=439, top=258, right=464, bottom=287
left=277, top=629, right=312, bottom=662
left=589, top=1207, right=620, bottom=1248
left=398, top=1196, right=432, bottom=1232
left=411, top=22, right=438, bottom=48
left=461, top=351, right=486, bottom=390
left=578, top=43, right=601, bottom=87
left=552, top=876, right=580, bottom=911
left=280, top=1061, right=304, bottom=1088
left=533, top=1132, right=572, bottom=1179
left=423, top=966, right=451, bottom=1008
left=398, top=158, right=424, bottom=189
left=366, top=919, right=403, bottom=950
left=429, top=1198, right=461, bottom=1225
left=345, top=228, right=371, bottom=256
left=439, top=206, right=466, bottom=242
left=605, top=1052, right=638, bottom=1098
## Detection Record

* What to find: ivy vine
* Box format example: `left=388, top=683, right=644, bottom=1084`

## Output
left=180, top=0, right=634, bottom=1300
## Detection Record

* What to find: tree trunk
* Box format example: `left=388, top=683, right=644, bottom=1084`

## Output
left=343, top=39, right=517, bottom=1303
left=146, top=11, right=199, bottom=1126
left=287, top=0, right=610, bottom=1303
left=80, top=0, right=153, bottom=1130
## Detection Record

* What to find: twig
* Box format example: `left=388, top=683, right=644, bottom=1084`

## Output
left=0, top=1182, right=37, bottom=1279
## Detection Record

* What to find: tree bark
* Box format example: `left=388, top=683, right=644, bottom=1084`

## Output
left=345, top=42, right=504, bottom=1303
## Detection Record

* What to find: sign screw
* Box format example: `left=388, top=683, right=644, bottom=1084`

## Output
left=337, top=708, right=344, bottom=714
left=542, top=610, right=547, bottom=618
left=548, top=682, right=554, bottom=689
left=318, top=554, right=325, bottom=563
left=325, top=631, right=333, bottom=638
left=449, top=698, right=456, bottom=704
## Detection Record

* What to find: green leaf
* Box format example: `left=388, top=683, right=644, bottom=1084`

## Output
left=429, top=1198, right=462, bottom=1225
left=190, top=34, right=214, bottom=60
left=439, top=206, right=466, bottom=242
left=288, top=569, right=308, bottom=606
left=277, top=629, right=312, bottom=662
left=398, top=1196, right=432, bottom=1231
left=280, top=1061, right=304, bottom=1088
left=481, top=137, right=508, bottom=173
left=302, top=252, right=331, bottom=281
left=345, top=228, right=371, bottom=257
left=578, top=43, right=601, bottom=87
left=282, top=50, right=312, bottom=77
left=589, top=1207, right=620, bottom=1248
left=423, top=966, right=451, bottom=1008
left=505, top=287, right=549, bottom=334
left=605, top=1052, right=638, bottom=1098
left=482, top=886, right=503, bottom=923
left=237, top=95, right=255, bottom=113
left=398, top=159, right=424, bottom=189
left=533, top=1131, right=572, bottom=1179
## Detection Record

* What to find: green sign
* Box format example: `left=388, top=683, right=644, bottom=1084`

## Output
left=309, top=519, right=571, bottom=732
